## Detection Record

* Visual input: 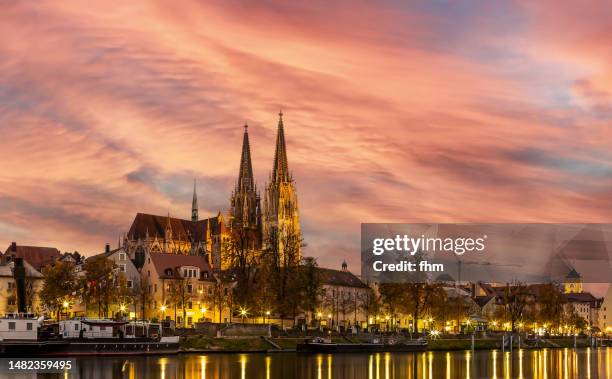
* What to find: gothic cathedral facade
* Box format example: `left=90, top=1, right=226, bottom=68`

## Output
left=122, top=112, right=301, bottom=270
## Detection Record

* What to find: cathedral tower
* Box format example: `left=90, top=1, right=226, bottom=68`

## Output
left=230, top=124, right=262, bottom=242
left=263, top=111, right=301, bottom=264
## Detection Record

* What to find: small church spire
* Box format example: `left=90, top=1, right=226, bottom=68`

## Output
left=192, top=179, right=199, bottom=222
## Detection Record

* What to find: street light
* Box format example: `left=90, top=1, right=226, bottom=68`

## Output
left=62, top=300, right=69, bottom=320
left=160, top=305, right=167, bottom=321
left=239, top=308, right=248, bottom=323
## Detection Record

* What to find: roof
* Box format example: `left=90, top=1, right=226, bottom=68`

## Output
left=566, top=268, right=582, bottom=279
left=127, top=213, right=225, bottom=241
left=4, top=244, right=60, bottom=271
left=435, top=273, right=456, bottom=282
left=317, top=268, right=369, bottom=288
left=0, top=260, right=43, bottom=278
left=89, top=247, right=122, bottom=260
left=474, top=295, right=495, bottom=307
left=148, top=252, right=215, bottom=281
left=564, top=292, right=598, bottom=303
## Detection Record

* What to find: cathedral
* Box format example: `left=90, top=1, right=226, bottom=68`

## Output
left=123, top=112, right=301, bottom=270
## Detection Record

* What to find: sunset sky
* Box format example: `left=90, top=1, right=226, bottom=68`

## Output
left=1, top=1, right=611, bottom=274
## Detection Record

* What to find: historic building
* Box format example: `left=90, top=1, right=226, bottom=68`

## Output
left=263, top=112, right=302, bottom=264
left=122, top=112, right=301, bottom=269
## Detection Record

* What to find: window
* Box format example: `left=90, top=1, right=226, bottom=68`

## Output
left=154, top=284, right=158, bottom=293
left=8, top=282, right=14, bottom=290
left=187, top=284, right=193, bottom=293
left=208, top=288, right=212, bottom=295
left=119, top=264, right=126, bottom=273
left=187, top=301, right=192, bottom=310
left=187, top=317, right=193, bottom=325
left=127, top=280, right=133, bottom=288
left=203, top=272, right=209, bottom=279
left=147, top=270, right=150, bottom=277
left=119, top=253, right=126, bottom=261
left=8, top=298, right=16, bottom=306
left=27, top=323, right=33, bottom=331
left=8, top=322, right=15, bottom=330
left=75, top=324, right=79, bottom=331
left=100, top=326, right=106, bottom=331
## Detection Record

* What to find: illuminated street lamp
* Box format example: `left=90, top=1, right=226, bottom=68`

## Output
left=119, top=304, right=126, bottom=319
left=62, top=300, right=70, bottom=320
left=239, top=308, right=248, bottom=323
left=265, top=310, right=271, bottom=324
left=160, top=305, right=167, bottom=320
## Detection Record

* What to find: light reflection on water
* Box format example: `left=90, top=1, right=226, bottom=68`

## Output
left=55, top=347, right=611, bottom=379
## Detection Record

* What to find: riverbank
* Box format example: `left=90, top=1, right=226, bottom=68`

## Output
left=179, top=335, right=598, bottom=353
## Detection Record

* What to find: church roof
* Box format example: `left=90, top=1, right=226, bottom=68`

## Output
left=3, top=243, right=60, bottom=271
left=127, top=213, right=224, bottom=241
left=317, top=267, right=369, bottom=288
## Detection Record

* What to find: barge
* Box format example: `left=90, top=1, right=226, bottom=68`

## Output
left=297, top=337, right=427, bottom=353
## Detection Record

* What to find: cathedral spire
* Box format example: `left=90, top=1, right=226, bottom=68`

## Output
left=272, top=110, right=290, bottom=184
left=191, top=179, right=199, bottom=222
left=237, top=123, right=255, bottom=192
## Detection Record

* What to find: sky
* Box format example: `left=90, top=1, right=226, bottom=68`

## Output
left=0, top=1, right=611, bottom=286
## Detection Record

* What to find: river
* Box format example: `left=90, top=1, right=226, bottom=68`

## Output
left=31, top=347, right=612, bottom=378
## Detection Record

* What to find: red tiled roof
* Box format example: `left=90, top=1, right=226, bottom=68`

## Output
left=4, top=244, right=60, bottom=271
left=148, top=252, right=214, bottom=281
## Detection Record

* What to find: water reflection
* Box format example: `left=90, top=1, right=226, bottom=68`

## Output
left=48, top=347, right=611, bottom=379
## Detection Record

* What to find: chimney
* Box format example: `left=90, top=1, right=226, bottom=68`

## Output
left=105, top=243, right=110, bottom=254
left=13, top=257, right=27, bottom=314
left=10, top=241, right=17, bottom=252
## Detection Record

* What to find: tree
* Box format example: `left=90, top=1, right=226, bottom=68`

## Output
left=260, top=227, right=303, bottom=326
left=40, top=261, right=77, bottom=320
left=226, top=226, right=260, bottom=310
left=536, top=284, right=566, bottom=330
left=501, top=282, right=532, bottom=332
left=81, top=255, right=116, bottom=318
left=358, top=290, right=381, bottom=327
left=436, top=295, right=470, bottom=332
left=205, top=279, right=231, bottom=323
left=297, top=257, right=323, bottom=325
left=133, top=276, right=151, bottom=320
